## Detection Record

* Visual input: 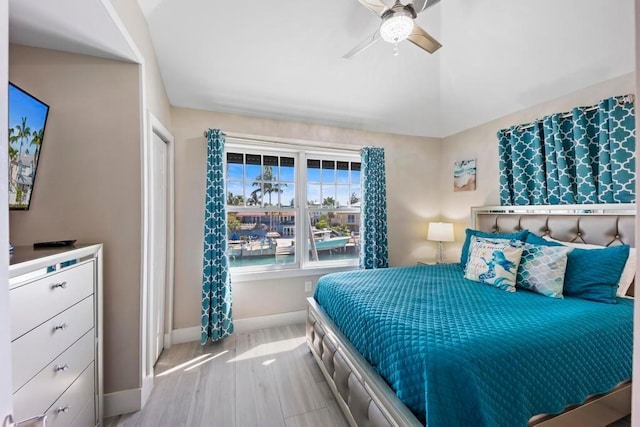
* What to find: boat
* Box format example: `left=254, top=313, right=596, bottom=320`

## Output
left=315, top=236, right=351, bottom=251
left=313, top=230, right=351, bottom=252
left=228, top=238, right=277, bottom=258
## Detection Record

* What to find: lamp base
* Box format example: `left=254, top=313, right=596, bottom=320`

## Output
left=436, top=241, right=446, bottom=264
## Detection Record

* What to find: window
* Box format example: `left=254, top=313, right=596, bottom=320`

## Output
left=305, top=157, right=361, bottom=264
left=225, top=143, right=361, bottom=273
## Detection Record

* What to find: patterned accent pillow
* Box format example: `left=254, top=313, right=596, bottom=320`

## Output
left=459, top=228, right=529, bottom=268
left=516, top=243, right=572, bottom=298
left=464, top=236, right=524, bottom=292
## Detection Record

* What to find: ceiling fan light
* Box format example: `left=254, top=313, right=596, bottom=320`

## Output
left=380, top=14, right=414, bottom=44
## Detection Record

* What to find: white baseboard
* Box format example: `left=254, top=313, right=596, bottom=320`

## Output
left=171, top=326, right=201, bottom=345
left=170, top=309, right=307, bottom=345
left=104, top=387, right=142, bottom=418
left=141, top=375, right=154, bottom=408
left=234, top=309, right=307, bottom=333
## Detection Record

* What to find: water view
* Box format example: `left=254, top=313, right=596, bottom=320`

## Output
left=225, top=153, right=361, bottom=269
left=227, top=210, right=361, bottom=269
left=229, top=251, right=358, bottom=268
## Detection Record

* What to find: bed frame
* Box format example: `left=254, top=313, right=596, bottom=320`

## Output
left=306, top=204, right=635, bottom=427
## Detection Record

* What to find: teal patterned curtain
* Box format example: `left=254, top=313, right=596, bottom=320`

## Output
left=497, top=124, right=547, bottom=205
left=499, top=95, right=635, bottom=205
left=201, top=129, right=233, bottom=344
left=359, top=147, right=389, bottom=269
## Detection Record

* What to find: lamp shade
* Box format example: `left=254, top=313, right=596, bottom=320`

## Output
left=427, top=222, right=454, bottom=242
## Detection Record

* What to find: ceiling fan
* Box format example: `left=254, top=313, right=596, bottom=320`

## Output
left=344, top=0, right=442, bottom=58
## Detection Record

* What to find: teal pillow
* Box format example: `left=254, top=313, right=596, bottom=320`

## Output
left=525, top=232, right=562, bottom=247
left=563, top=245, right=630, bottom=304
left=460, top=228, right=529, bottom=267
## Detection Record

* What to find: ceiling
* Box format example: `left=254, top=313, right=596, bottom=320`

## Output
left=9, top=0, right=138, bottom=63
left=8, top=0, right=636, bottom=138
left=139, top=0, right=442, bottom=137
left=438, top=0, right=635, bottom=136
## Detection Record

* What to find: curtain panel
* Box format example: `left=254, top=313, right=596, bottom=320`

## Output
left=201, top=129, right=234, bottom=344
left=359, top=146, right=389, bottom=269
left=498, top=95, right=635, bottom=206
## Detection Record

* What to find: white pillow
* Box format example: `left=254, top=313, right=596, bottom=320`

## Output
left=617, top=248, right=636, bottom=296
left=464, top=236, right=524, bottom=292
left=542, top=235, right=602, bottom=249
left=542, top=236, right=635, bottom=296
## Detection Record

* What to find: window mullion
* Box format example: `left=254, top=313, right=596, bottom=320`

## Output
left=297, top=151, right=307, bottom=269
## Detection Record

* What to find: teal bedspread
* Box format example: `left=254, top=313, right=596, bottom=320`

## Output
left=313, top=264, right=633, bottom=426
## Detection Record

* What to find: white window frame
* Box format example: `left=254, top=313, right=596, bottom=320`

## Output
left=225, top=140, right=361, bottom=281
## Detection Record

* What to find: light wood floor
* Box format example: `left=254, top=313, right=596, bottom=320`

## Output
left=105, top=322, right=632, bottom=427
left=104, top=323, right=348, bottom=427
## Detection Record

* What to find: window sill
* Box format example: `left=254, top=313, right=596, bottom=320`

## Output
left=231, top=264, right=359, bottom=283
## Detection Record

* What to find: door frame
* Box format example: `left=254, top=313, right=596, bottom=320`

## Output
left=149, top=121, right=169, bottom=366
left=0, top=0, right=13, bottom=423
left=141, top=112, right=174, bottom=404
left=633, top=1, right=640, bottom=423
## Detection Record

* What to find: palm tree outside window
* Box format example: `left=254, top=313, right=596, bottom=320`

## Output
left=224, top=145, right=361, bottom=272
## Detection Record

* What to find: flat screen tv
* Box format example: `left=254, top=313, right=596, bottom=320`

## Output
left=8, top=83, right=49, bottom=210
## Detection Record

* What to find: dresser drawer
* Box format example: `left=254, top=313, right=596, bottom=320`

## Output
left=13, top=330, right=94, bottom=421
left=10, top=261, right=94, bottom=340
left=70, top=396, right=96, bottom=427
left=45, top=362, right=95, bottom=427
left=12, top=296, right=94, bottom=393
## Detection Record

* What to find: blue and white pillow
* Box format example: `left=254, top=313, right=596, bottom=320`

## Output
left=516, top=243, right=572, bottom=298
left=464, top=236, right=524, bottom=292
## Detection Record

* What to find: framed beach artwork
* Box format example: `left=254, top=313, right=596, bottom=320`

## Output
left=454, top=159, right=476, bottom=192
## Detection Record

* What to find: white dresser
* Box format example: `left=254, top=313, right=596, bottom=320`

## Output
left=9, top=245, right=103, bottom=427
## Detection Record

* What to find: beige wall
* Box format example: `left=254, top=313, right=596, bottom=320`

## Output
left=171, top=107, right=442, bottom=328
left=110, top=0, right=172, bottom=128
left=439, top=73, right=636, bottom=262
left=8, top=45, right=142, bottom=394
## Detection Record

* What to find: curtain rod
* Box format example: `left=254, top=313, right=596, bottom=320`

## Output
left=201, top=131, right=363, bottom=153
left=503, top=93, right=635, bottom=134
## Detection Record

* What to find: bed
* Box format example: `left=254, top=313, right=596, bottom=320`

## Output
left=306, top=204, right=635, bottom=427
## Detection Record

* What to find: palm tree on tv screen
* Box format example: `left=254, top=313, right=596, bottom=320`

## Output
left=16, top=117, right=31, bottom=163
left=8, top=127, right=18, bottom=184
left=31, top=128, right=44, bottom=163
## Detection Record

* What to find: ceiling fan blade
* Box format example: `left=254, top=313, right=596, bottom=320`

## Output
left=407, top=24, right=442, bottom=53
left=358, top=0, right=388, bottom=16
left=343, top=30, right=381, bottom=59
left=412, top=0, right=441, bottom=14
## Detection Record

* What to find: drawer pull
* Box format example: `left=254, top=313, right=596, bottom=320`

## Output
left=51, top=281, right=67, bottom=289
left=56, top=405, right=71, bottom=414
left=53, top=323, right=68, bottom=331
left=53, top=363, right=70, bottom=372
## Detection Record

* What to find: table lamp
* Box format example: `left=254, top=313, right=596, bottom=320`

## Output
left=428, top=222, right=454, bottom=264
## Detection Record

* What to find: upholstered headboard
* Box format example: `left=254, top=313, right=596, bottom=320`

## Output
left=472, top=204, right=636, bottom=296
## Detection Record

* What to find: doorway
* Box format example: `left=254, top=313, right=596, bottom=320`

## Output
left=145, top=114, right=175, bottom=381
left=150, top=130, right=168, bottom=364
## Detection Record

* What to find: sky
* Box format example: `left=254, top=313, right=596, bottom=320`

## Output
left=8, top=84, right=49, bottom=144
